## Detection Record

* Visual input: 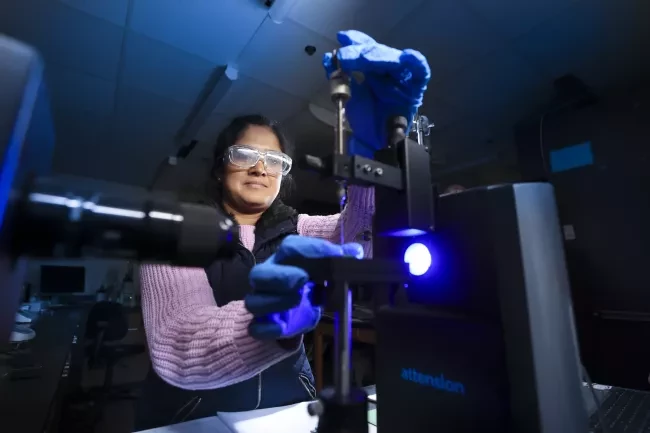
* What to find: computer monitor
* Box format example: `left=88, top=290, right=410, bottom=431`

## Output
left=39, top=265, right=86, bottom=294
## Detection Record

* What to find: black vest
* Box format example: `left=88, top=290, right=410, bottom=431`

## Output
left=135, top=202, right=316, bottom=430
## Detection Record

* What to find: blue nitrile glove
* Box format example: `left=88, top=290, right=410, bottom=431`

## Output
left=323, top=30, right=431, bottom=158
left=246, top=235, right=364, bottom=340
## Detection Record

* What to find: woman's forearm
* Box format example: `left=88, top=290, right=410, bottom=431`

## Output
left=297, top=185, right=375, bottom=257
left=140, top=264, right=300, bottom=390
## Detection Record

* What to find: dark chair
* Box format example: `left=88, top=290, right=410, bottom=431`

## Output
left=84, top=301, right=145, bottom=401
left=61, top=302, right=145, bottom=431
left=63, top=303, right=142, bottom=425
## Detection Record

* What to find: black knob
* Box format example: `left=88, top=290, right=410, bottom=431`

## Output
left=308, top=401, right=324, bottom=417
left=331, top=49, right=340, bottom=70
left=389, top=115, right=408, bottom=131
left=387, top=116, right=408, bottom=147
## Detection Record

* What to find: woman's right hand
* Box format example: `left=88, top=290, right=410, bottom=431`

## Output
left=245, top=235, right=363, bottom=340
left=322, top=30, right=431, bottom=157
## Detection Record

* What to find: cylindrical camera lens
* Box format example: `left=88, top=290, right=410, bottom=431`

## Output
left=10, top=176, right=235, bottom=267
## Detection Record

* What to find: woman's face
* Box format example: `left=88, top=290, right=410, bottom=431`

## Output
left=222, top=125, right=284, bottom=213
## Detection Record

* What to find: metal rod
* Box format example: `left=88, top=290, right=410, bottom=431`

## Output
left=416, top=116, right=424, bottom=145
left=331, top=70, right=349, bottom=244
left=336, top=98, right=346, bottom=155
left=335, top=98, right=347, bottom=244
left=334, top=283, right=352, bottom=399
left=328, top=51, right=353, bottom=399
left=337, top=184, right=346, bottom=244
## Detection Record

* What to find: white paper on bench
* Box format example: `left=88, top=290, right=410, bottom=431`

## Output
left=218, top=402, right=318, bottom=433
left=135, top=416, right=231, bottom=433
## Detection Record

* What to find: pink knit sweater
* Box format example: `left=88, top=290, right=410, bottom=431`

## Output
left=140, top=186, right=374, bottom=390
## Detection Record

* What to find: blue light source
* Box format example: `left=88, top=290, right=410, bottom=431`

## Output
left=404, top=243, right=432, bottom=276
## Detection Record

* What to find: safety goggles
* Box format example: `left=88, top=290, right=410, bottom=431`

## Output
left=226, top=145, right=292, bottom=176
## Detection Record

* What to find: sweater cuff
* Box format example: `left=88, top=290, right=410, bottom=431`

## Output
left=347, top=185, right=375, bottom=214
left=230, top=309, right=302, bottom=363
left=277, top=335, right=304, bottom=351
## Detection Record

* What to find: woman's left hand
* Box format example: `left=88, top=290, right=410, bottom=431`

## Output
left=246, top=235, right=364, bottom=340
left=322, top=30, right=431, bottom=158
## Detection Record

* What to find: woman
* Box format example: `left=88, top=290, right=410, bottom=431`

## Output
left=135, top=30, right=430, bottom=429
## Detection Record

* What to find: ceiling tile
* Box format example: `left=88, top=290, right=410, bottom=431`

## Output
left=433, top=48, right=551, bottom=130
left=130, top=0, right=267, bottom=64
left=0, top=0, right=50, bottom=41
left=351, top=0, right=430, bottom=39
left=51, top=108, right=113, bottom=178
left=289, top=0, right=424, bottom=42
left=383, top=0, right=502, bottom=82
left=54, top=101, right=174, bottom=187
left=46, top=66, right=116, bottom=117
left=109, top=140, right=173, bottom=187
left=109, top=85, right=194, bottom=185
left=513, top=7, right=597, bottom=81
left=463, top=0, right=573, bottom=40
left=60, top=0, right=130, bottom=27
left=192, top=112, right=232, bottom=159
left=155, top=159, right=211, bottom=195
left=512, top=0, right=622, bottom=84
left=287, top=0, right=363, bottom=41
left=121, top=31, right=218, bottom=106
left=0, top=0, right=123, bottom=81
left=237, top=18, right=338, bottom=99
left=283, top=109, right=334, bottom=156
left=548, top=0, right=650, bottom=91
left=113, top=85, right=191, bottom=150
left=212, top=74, right=306, bottom=121
left=310, top=85, right=335, bottom=110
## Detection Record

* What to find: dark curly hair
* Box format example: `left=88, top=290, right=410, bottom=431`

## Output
left=206, top=114, right=295, bottom=207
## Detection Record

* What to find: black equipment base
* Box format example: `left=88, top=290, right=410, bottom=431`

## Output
left=283, top=257, right=409, bottom=285
left=309, top=387, right=369, bottom=433
left=282, top=256, right=409, bottom=309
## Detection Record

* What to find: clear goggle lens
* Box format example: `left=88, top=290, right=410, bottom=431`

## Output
left=227, top=145, right=292, bottom=176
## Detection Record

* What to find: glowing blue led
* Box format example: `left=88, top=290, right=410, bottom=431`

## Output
left=404, top=243, right=432, bottom=276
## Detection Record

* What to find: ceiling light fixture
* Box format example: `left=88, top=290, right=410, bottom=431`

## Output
left=267, top=0, right=300, bottom=24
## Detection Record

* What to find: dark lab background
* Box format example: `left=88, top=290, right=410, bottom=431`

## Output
left=437, top=78, right=650, bottom=390
left=515, top=83, right=650, bottom=390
